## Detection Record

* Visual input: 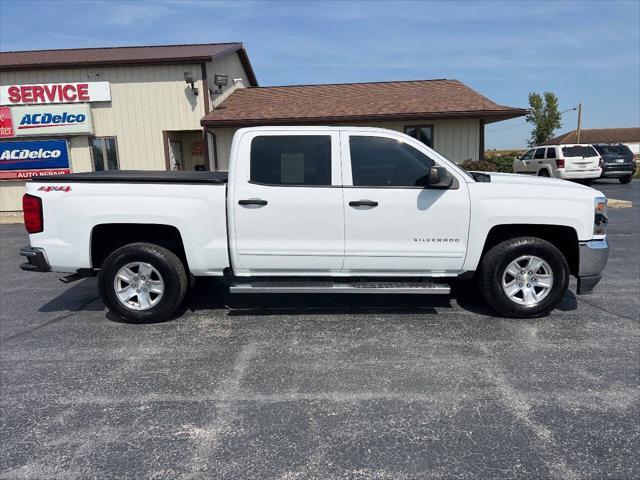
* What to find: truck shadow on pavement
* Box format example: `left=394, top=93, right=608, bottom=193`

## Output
left=35, top=276, right=578, bottom=324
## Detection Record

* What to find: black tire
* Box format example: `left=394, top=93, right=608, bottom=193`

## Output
left=538, top=169, right=550, bottom=177
left=478, top=237, right=569, bottom=318
left=619, top=175, right=633, bottom=184
left=98, top=242, right=188, bottom=323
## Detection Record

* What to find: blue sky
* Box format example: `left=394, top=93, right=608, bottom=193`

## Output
left=1, top=0, right=638, bottom=149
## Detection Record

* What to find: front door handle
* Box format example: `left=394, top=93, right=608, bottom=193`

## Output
left=238, top=198, right=268, bottom=206
left=349, top=199, right=378, bottom=208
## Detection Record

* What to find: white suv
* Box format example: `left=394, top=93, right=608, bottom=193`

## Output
left=514, top=144, right=601, bottom=184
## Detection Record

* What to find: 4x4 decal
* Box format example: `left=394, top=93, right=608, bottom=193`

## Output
left=38, top=186, right=71, bottom=192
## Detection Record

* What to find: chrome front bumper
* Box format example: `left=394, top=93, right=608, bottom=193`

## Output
left=577, top=239, right=609, bottom=294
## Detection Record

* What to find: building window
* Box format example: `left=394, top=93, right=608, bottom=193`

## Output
left=250, top=135, right=332, bottom=186
left=404, top=125, right=434, bottom=148
left=91, top=137, right=119, bottom=171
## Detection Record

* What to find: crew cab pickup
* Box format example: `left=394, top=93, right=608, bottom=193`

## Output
left=19, top=127, right=609, bottom=322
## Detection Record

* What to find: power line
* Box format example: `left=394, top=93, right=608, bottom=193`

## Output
left=486, top=106, right=578, bottom=133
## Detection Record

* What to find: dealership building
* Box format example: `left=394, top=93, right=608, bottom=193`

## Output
left=0, top=43, right=526, bottom=212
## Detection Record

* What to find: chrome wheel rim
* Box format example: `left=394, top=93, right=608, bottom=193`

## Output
left=502, top=255, right=554, bottom=306
left=114, top=262, right=164, bottom=311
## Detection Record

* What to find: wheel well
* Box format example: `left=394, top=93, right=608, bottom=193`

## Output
left=91, top=224, right=188, bottom=269
left=482, top=224, right=579, bottom=275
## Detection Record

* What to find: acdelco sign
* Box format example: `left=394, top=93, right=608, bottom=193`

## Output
left=0, top=139, right=71, bottom=180
left=0, top=82, right=111, bottom=105
left=11, top=104, right=93, bottom=136
left=0, top=147, right=62, bottom=160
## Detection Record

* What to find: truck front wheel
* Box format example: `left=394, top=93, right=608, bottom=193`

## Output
left=478, top=237, right=569, bottom=318
left=98, top=243, right=188, bottom=323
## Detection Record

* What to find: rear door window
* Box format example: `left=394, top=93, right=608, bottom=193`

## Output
left=594, top=144, right=633, bottom=156
left=562, top=146, right=598, bottom=158
left=250, top=135, right=332, bottom=186
left=546, top=148, right=556, bottom=159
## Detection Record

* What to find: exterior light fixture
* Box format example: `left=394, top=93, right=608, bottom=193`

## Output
left=184, top=71, right=198, bottom=96
left=210, top=74, right=229, bottom=94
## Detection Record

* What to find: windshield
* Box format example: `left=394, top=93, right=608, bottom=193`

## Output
left=594, top=144, right=632, bottom=156
left=562, top=146, right=598, bottom=158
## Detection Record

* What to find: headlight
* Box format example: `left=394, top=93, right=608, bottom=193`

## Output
left=594, top=196, right=607, bottom=235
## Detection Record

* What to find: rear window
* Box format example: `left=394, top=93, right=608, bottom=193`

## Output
left=594, top=144, right=633, bottom=156
left=250, top=135, right=332, bottom=186
left=562, top=146, right=598, bottom=158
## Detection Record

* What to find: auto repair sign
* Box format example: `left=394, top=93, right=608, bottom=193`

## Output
left=0, top=82, right=111, bottom=105
left=11, top=104, right=93, bottom=136
left=0, top=139, right=70, bottom=180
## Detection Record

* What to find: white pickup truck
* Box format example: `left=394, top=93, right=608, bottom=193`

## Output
left=19, top=126, right=609, bottom=322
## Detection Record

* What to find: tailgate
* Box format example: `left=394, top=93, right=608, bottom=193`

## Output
left=561, top=146, right=600, bottom=170
left=565, top=155, right=600, bottom=170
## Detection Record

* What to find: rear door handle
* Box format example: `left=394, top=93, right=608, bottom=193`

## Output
left=349, top=200, right=378, bottom=207
left=238, top=198, right=268, bottom=206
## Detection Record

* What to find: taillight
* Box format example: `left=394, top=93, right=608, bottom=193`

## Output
left=555, top=159, right=565, bottom=168
left=23, top=194, right=43, bottom=234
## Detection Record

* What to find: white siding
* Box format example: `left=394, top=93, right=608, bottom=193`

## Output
left=0, top=181, right=23, bottom=212
left=211, top=127, right=238, bottom=170
left=207, top=52, right=252, bottom=108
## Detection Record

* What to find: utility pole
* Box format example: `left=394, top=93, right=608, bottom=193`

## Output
left=576, top=103, right=582, bottom=143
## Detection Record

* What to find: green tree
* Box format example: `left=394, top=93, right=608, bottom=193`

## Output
left=526, top=92, right=562, bottom=147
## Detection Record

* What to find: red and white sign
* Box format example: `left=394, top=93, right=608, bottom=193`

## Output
left=0, top=107, right=14, bottom=138
left=0, top=168, right=70, bottom=180
left=0, top=82, right=111, bottom=105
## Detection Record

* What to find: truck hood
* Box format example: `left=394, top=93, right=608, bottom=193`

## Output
left=479, top=172, right=602, bottom=193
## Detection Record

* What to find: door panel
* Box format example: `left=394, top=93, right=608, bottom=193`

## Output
left=231, top=131, right=344, bottom=275
left=516, top=149, right=536, bottom=174
left=342, top=187, right=470, bottom=273
left=340, top=131, right=470, bottom=275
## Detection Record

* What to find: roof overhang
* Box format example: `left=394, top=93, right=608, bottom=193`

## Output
left=201, top=108, right=527, bottom=128
left=0, top=43, right=259, bottom=86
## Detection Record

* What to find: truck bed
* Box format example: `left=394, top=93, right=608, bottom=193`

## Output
left=33, top=170, right=228, bottom=184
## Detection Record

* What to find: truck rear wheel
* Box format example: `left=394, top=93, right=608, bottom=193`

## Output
left=98, top=243, right=188, bottom=323
left=478, top=237, right=569, bottom=318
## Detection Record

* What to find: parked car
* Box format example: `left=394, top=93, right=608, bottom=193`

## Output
left=20, top=127, right=609, bottom=322
left=513, top=144, right=601, bottom=184
left=592, top=143, right=636, bottom=184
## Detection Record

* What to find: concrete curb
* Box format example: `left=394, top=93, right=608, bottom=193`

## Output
left=608, top=199, right=633, bottom=209
left=0, top=214, right=24, bottom=224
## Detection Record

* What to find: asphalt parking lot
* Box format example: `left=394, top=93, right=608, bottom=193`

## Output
left=1, top=180, right=638, bottom=480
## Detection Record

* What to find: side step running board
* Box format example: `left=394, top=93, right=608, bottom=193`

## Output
left=229, top=280, right=450, bottom=295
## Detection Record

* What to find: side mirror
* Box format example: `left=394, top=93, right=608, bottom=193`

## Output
left=426, top=166, right=454, bottom=188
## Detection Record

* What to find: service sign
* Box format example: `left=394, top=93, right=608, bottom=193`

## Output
left=11, top=104, right=93, bottom=136
left=0, top=82, right=111, bottom=105
left=0, top=139, right=70, bottom=180
left=0, top=107, right=14, bottom=138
